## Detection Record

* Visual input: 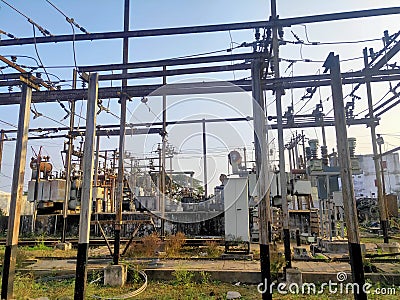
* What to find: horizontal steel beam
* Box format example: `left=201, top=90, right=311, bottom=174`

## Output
left=2, top=116, right=372, bottom=141
left=2, top=117, right=252, bottom=134
left=98, top=63, right=251, bottom=80
left=80, top=52, right=263, bottom=72
left=269, top=117, right=374, bottom=130
left=2, top=127, right=161, bottom=141
left=2, top=69, right=400, bottom=105
left=0, top=7, right=399, bottom=47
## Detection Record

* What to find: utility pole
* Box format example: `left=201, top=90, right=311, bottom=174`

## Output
left=62, top=68, right=77, bottom=243
left=252, top=58, right=272, bottom=300
left=1, top=84, right=32, bottom=300
left=271, top=0, right=291, bottom=269
left=74, top=73, right=98, bottom=300
left=202, top=118, right=208, bottom=198
left=364, top=47, right=389, bottom=243
left=323, top=52, right=367, bottom=300
left=114, top=0, right=130, bottom=265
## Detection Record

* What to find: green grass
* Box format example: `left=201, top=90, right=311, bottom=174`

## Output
left=8, top=278, right=400, bottom=300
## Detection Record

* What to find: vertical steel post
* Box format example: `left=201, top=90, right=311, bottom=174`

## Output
left=94, top=136, right=100, bottom=189
left=271, top=0, right=291, bottom=269
left=94, top=135, right=101, bottom=236
left=74, top=73, right=98, bottom=300
left=161, top=65, right=167, bottom=238
left=294, top=132, right=299, bottom=169
left=0, top=130, right=4, bottom=174
left=251, top=58, right=272, bottom=300
left=114, top=0, right=130, bottom=265
left=243, top=147, right=247, bottom=170
left=202, top=118, right=208, bottom=198
left=364, top=47, right=389, bottom=243
left=301, top=130, right=306, bottom=169
left=62, top=68, right=77, bottom=243
left=1, top=84, right=32, bottom=300
left=323, top=52, right=367, bottom=300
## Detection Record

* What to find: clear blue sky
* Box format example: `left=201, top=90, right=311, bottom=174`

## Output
left=1, top=1, right=400, bottom=192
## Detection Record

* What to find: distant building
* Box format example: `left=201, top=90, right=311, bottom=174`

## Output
left=353, top=153, right=400, bottom=199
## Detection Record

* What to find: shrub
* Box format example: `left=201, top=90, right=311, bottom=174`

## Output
left=165, top=232, right=186, bottom=256
left=270, top=251, right=285, bottom=280
left=126, top=232, right=160, bottom=257
left=172, top=269, right=194, bottom=286
left=204, top=241, right=222, bottom=258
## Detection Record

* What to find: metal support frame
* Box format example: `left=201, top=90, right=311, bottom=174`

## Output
left=0, top=84, right=32, bottom=300
left=323, top=52, right=367, bottom=300
left=74, top=73, right=98, bottom=300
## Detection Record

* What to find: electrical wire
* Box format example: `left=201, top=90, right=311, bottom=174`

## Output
left=283, top=37, right=382, bottom=46
left=281, top=56, right=363, bottom=64
left=32, top=25, right=71, bottom=119
left=0, top=0, right=52, bottom=36
left=0, top=119, right=17, bottom=128
left=44, top=0, right=86, bottom=69
left=45, top=0, right=89, bottom=34
left=32, top=25, right=52, bottom=85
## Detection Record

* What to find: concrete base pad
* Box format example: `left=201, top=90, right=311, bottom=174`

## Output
left=104, top=264, right=127, bottom=287
left=286, top=268, right=302, bottom=286
left=55, top=242, right=72, bottom=251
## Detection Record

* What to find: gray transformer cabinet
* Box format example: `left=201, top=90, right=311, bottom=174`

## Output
left=223, top=176, right=250, bottom=253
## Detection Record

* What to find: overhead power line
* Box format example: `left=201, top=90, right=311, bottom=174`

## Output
left=0, top=0, right=53, bottom=36
left=45, top=0, right=89, bottom=34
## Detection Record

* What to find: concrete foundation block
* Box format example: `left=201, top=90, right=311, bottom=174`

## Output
left=286, top=268, right=302, bottom=286
left=377, top=242, right=400, bottom=254
left=104, top=264, right=127, bottom=287
left=55, top=242, right=72, bottom=251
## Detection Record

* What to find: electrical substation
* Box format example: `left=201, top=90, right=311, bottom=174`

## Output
left=1, top=1, right=400, bottom=299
